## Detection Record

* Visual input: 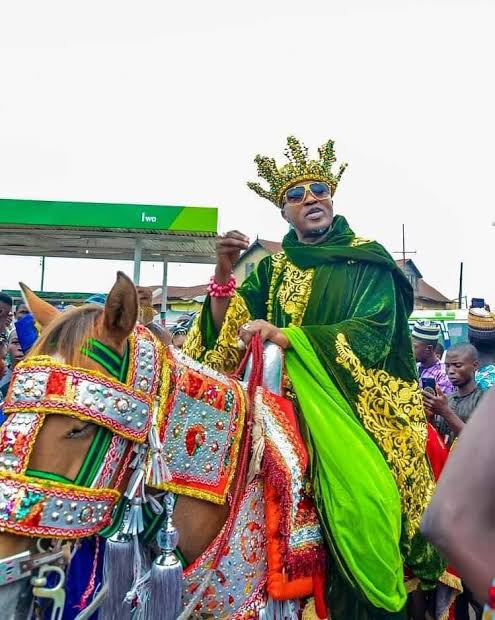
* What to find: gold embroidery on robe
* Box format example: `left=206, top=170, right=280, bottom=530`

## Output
left=335, top=332, right=434, bottom=538
left=350, top=237, right=373, bottom=247
left=267, top=252, right=315, bottom=327
left=182, top=315, right=205, bottom=360
left=183, top=294, right=250, bottom=373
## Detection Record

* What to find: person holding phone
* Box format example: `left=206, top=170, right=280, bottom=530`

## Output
left=422, top=343, right=483, bottom=446
left=412, top=320, right=454, bottom=395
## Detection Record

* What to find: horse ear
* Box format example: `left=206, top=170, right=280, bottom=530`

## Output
left=101, top=272, right=138, bottom=347
left=19, top=282, right=60, bottom=328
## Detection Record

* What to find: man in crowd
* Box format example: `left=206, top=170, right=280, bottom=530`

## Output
left=0, top=336, right=7, bottom=384
left=14, top=302, right=30, bottom=321
left=170, top=325, right=188, bottom=349
left=422, top=343, right=483, bottom=446
left=184, top=136, right=444, bottom=619
left=412, top=320, right=453, bottom=394
left=0, top=293, right=13, bottom=340
left=468, top=306, right=495, bottom=390
left=0, top=329, right=24, bottom=398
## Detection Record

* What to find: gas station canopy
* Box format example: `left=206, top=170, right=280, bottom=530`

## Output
left=0, top=198, right=218, bottom=263
left=0, top=198, right=218, bottom=317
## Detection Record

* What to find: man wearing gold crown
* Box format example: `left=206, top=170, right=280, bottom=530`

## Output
left=184, top=137, right=448, bottom=619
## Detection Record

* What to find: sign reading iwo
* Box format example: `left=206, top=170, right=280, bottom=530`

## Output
left=0, top=199, right=217, bottom=233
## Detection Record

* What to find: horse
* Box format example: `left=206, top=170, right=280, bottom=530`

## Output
left=0, top=272, right=326, bottom=619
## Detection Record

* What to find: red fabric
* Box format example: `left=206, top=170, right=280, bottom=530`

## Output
left=425, top=422, right=461, bottom=618
left=426, top=422, right=449, bottom=480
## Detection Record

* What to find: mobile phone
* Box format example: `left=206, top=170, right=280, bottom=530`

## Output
left=421, top=377, right=436, bottom=394
left=471, top=298, right=486, bottom=309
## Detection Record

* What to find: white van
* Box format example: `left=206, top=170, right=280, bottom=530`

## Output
left=409, top=309, right=468, bottom=349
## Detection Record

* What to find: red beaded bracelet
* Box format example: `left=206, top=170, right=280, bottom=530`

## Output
left=207, top=274, right=237, bottom=298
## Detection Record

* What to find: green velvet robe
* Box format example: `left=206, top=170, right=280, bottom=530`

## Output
left=183, top=215, right=445, bottom=619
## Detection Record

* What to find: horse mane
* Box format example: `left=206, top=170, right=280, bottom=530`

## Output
left=29, top=304, right=104, bottom=367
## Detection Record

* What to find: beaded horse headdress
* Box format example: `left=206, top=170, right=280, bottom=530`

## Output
left=0, top=325, right=163, bottom=541
left=247, top=135, right=348, bottom=208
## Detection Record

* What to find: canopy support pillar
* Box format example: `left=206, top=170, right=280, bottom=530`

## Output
left=161, top=259, right=168, bottom=322
left=133, top=239, right=142, bottom=284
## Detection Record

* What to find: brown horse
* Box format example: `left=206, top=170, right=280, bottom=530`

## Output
left=0, top=272, right=323, bottom=619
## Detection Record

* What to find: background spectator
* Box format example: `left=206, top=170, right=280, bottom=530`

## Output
left=412, top=320, right=454, bottom=394
left=0, top=292, right=13, bottom=339
left=468, top=306, right=495, bottom=390
left=171, top=325, right=188, bottom=349
left=14, top=303, right=30, bottom=321
left=423, top=343, right=482, bottom=446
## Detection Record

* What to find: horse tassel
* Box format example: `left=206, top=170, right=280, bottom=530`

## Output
left=146, top=424, right=172, bottom=487
left=98, top=528, right=134, bottom=620
left=123, top=496, right=144, bottom=536
left=259, top=597, right=300, bottom=619
left=149, top=493, right=183, bottom=620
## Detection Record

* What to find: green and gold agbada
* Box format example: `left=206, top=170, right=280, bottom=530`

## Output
left=184, top=136, right=445, bottom=619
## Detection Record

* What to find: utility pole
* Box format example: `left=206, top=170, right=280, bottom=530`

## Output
left=393, top=224, right=416, bottom=268
left=40, top=257, right=45, bottom=291
left=458, top=262, right=464, bottom=309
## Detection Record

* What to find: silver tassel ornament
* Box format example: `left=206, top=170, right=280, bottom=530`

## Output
left=148, top=494, right=183, bottom=620
left=146, top=424, right=172, bottom=487
left=259, top=597, right=300, bottom=620
left=98, top=529, right=134, bottom=620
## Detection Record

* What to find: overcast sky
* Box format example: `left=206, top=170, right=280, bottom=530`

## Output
left=1, top=0, right=494, bottom=305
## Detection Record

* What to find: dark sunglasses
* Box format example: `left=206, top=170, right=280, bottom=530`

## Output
left=284, top=181, right=331, bottom=206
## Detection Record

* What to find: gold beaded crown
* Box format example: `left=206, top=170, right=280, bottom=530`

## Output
left=247, top=136, right=348, bottom=208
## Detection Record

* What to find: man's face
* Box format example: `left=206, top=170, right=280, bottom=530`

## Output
left=14, top=304, right=30, bottom=321
left=8, top=331, right=24, bottom=368
left=281, top=179, right=334, bottom=243
left=413, top=339, right=432, bottom=364
left=172, top=333, right=187, bottom=349
left=0, top=301, right=13, bottom=333
left=446, top=350, right=478, bottom=387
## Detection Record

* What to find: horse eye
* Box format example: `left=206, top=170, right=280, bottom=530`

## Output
left=66, top=422, right=95, bottom=439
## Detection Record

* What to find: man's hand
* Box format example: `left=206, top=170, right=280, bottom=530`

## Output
left=239, top=320, right=290, bottom=349
left=215, top=231, right=250, bottom=281
left=422, top=387, right=452, bottom=418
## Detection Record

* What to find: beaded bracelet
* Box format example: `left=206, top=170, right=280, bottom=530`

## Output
left=207, top=274, right=237, bottom=298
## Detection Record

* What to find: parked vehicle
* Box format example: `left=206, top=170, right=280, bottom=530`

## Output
left=409, top=309, right=468, bottom=349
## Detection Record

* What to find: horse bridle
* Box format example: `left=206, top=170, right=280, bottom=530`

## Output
left=0, top=324, right=166, bottom=586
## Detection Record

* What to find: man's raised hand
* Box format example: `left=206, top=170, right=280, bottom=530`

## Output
left=215, top=231, right=249, bottom=281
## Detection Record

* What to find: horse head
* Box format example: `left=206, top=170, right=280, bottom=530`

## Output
left=0, top=273, right=158, bottom=561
